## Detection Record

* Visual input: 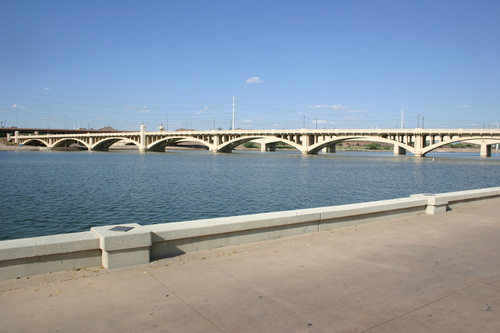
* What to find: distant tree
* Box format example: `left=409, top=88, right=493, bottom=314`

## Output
left=276, top=143, right=293, bottom=149
left=366, top=142, right=382, bottom=150
left=243, top=142, right=258, bottom=148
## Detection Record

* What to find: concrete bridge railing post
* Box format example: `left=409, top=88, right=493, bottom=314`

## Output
left=91, top=223, right=152, bottom=269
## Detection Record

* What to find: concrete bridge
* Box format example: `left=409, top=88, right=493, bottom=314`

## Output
left=10, top=125, right=500, bottom=157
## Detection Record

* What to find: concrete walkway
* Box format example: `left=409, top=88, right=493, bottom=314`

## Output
left=1, top=200, right=499, bottom=333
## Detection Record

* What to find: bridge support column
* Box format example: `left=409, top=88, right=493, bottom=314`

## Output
left=394, top=145, right=406, bottom=155
left=265, top=143, right=277, bottom=152
left=322, top=144, right=336, bottom=153
left=14, top=131, right=19, bottom=144
left=301, top=134, right=311, bottom=154
left=480, top=144, right=491, bottom=157
left=212, top=135, right=220, bottom=152
left=260, top=139, right=267, bottom=152
left=413, top=133, right=425, bottom=157
left=139, top=125, right=147, bottom=152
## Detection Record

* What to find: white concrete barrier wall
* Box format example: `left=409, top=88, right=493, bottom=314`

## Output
left=0, top=232, right=101, bottom=280
left=1, top=187, right=499, bottom=280
left=149, top=197, right=429, bottom=259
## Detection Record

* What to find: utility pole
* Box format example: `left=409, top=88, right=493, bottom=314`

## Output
left=232, top=95, right=235, bottom=130
left=12, top=104, right=24, bottom=127
left=497, top=125, right=499, bottom=150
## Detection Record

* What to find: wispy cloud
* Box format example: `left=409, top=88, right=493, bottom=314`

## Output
left=246, top=77, right=263, bottom=83
left=125, top=105, right=150, bottom=112
left=126, top=105, right=148, bottom=109
left=344, top=115, right=364, bottom=119
left=12, top=104, right=25, bottom=108
left=347, top=109, right=368, bottom=113
left=306, top=104, right=347, bottom=110
left=44, top=87, right=50, bottom=91
left=242, top=119, right=253, bottom=123
left=462, top=105, right=470, bottom=108
left=195, top=106, right=209, bottom=116
left=314, top=119, right=335, bottom=124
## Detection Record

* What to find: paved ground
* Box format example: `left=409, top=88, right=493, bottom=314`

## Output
left=1, top=200, right=499, bottom=333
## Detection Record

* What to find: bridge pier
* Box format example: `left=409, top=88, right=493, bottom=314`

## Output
left=480, top=144, right=492, bottom=157
left=139, top=125, right=147, bottom=152
left=264, top=143, right=276, bottom=152
left=212, top=135, right=220, bottom=152
left=394, top=144, right=406, bottom=155
left=322, top=144, right=336, bottom=153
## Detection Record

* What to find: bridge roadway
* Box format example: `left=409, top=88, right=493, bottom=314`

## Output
left=10, top=125, right=500, bottom=157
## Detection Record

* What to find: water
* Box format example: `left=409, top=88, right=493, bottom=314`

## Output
left=1, top=149, right=500, bottom=240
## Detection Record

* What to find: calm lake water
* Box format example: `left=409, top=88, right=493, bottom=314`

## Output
left=1, top=149, right=500, bottom=240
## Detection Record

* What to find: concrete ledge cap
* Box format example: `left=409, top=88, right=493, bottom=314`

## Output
left=0, top=232, right=99, bottom=261
left=92, top=223, right=152, bottom=252
left=149, top=210, right=322, bottom=241
left=433, top=187, right=500, bottom=202
left=149, top=197, right=427, bottom=242
left=312, top=197, right=428, bottom=219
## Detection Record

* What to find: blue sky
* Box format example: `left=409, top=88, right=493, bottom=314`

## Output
left=1, top=0, right=499, bottom=130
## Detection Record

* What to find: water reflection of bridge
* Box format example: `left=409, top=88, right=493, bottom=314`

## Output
left=10, top=125, right=500, bottom=157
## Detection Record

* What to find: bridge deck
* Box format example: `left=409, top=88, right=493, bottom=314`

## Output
left=11, top=127, right=500, bottom=156
left=2, top=199, right=499, bottom=332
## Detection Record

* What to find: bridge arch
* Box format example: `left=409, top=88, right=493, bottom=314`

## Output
left=422, top=136, right=500, bottom=155
left=217, top=136, right=304, bottom=153
left=308, top=136, right=414, bottom=155
left=148, top=137, right=213, bottom=152
left=19, top=138, right=50, bottom=147
left=92, top=137, right=140, bottom=151
left=53, top=138, right=91, bottom=150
